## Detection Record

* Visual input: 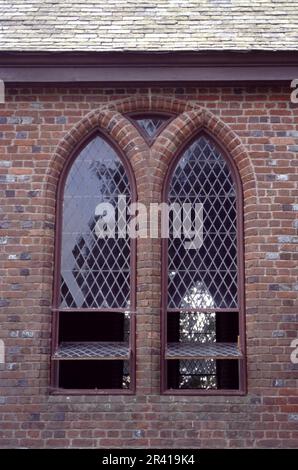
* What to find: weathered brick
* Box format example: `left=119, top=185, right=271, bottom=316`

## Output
left=272, top=331, right=285, bottom=338
left=0, top=86, right=296, bottom=450
left=278, top=235, right=298, bottom=244
left=5, top=190, right=15, bottom=197
left=288, top=414, right=298, bottom=422
left=21, top=221, right=33, bottom=229
left=0, top=160, right=11, bottom=168
left=273, top=379, right=285, bottom=387
left=20, top=253, right=31, bottom=260
left=20, top=268, right=30, bottom=276
left=266, top=252, right=279, bottom=260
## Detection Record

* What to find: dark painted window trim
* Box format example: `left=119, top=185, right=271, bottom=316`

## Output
left=0, top=51, right=298, bottom=84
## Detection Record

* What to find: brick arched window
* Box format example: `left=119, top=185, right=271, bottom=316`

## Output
left=51, top=133, right=136, bottom=394
left=161, top=131, right=246, bottom=395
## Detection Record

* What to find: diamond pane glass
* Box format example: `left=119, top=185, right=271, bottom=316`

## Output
left=167, top=312, right=216, bottom=344
left=179, top=359, right=217, bottom=389
left=168, top=135, right=238, bottom=309
left=60, top=136, right=131, bottom=309
left=167, top=359, right=217, bottom=389
left=134, top=116, right=169, bottom=137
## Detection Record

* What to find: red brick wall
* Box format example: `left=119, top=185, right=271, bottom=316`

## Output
left=0, top=86, right=297, bottom=448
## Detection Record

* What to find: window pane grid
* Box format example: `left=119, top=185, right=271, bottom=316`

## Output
left=168, top=136, right=238, bottom=310
left=165, top=135, right=242, bottom=392
left=53, top=135, right=135, bottom=392
left=60, top=136, right=131, bottom=310
left=129, top=115, right=170, bottom=138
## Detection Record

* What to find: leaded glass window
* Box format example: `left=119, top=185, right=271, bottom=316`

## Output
left=52, top=135, right=135, bottom=392
left=163, top=133, right=245, bottom=393
left=128, top=114, right=171, bottom=141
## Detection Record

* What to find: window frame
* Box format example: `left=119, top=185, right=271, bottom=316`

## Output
left=160, top=129, right=247, bottom=395
left=51, top=130, right=137, bottom=395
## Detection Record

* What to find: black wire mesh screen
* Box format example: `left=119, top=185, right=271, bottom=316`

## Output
left=60, top=136, right=131, bottom=309
left=168, top=135, right=238, bottom=310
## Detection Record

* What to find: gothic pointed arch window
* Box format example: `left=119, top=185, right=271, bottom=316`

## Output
left=51, top=133, right=136, bottom=393
left=162, top=132, right=246, bottom=394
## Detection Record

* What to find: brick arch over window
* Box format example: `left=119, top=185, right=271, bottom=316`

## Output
left=44, top=96, right=257, bottom=209
left=44, top=93, right=195, bottom=196
left=150, top=107, right=258, bottom=207
left=43, top=108, right=149, bottom=200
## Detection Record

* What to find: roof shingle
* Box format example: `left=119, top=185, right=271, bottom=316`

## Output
left=0, top=0, right=297, bottom=51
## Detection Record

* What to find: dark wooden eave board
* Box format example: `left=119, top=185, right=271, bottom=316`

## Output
left=0, top=51, right=298, bottom=84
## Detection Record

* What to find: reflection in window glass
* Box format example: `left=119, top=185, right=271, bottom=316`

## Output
left=60, top=136, right=131, bottom=309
